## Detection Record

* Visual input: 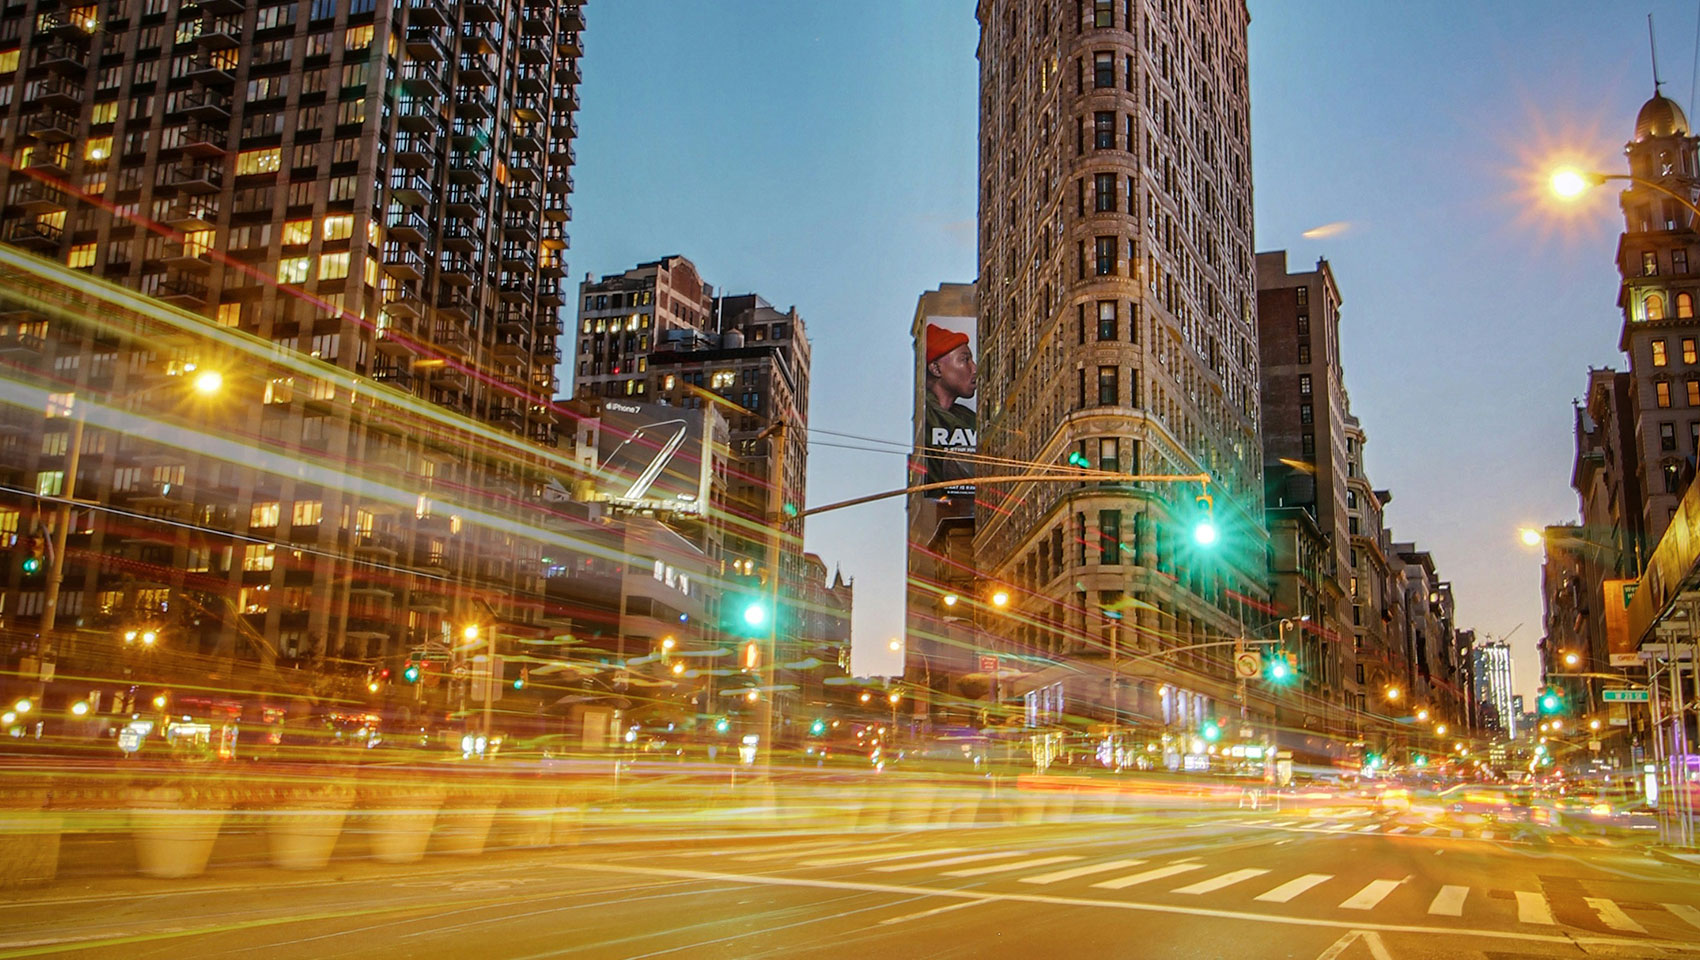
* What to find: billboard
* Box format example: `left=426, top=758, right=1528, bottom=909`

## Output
left=1603, top=577, right=1638, bottom=662
left=595, top=400, right=710, bottom=515
left=919, top=314, right=976, bottom=499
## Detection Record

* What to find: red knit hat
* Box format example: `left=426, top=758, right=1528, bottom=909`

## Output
left=925, top=324, right=970, bottom=363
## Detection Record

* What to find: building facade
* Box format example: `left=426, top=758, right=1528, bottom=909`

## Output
left=972, top=0, right=1265, bottom=730
left=0, top=1, right=584, bottom=713
left=572, top=254, right=715, bottom=402
left=1472, top=639, right=1515, bottom=736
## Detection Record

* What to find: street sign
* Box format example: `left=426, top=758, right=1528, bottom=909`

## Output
left=1601, top=688, right=1649, bottom=703
left=1609, top=653, right=1640, bottom=668
left=1639, top=644, right=1695, bottom=662
left=978, top=655, right=999, bottom=674
left=1233, top=651, right=1262, bottom=679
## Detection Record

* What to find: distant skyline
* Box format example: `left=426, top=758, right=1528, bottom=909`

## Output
left=567, top=2, right=1698, bottom=697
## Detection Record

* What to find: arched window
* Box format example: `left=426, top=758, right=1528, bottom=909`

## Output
left=1647, top=293, right=1667, bottom=320
left=1679, top=292, right=1694, bottom=318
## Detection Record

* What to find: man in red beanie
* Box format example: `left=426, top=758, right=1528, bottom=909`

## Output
left=923, top=322, right=977, bottom=492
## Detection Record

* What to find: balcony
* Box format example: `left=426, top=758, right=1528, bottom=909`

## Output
left=437, top=256, right=476, bottom=286
left=401, top=61, right=443, bottom=99
left=409, top=0, right=450, bottom=27
left=396, top=97, right=439, bottom=133
left=393, top=130, right=436, bottom=168
left=12, top=182, right=67, bottom=213
left=436, top=288, right=473, bottom=320
left=0, top=327, right=45, bottom=356
left=537, top=280, right=564, bottom=307
left=500, top=247, right=536, bottom=272
left=507, top=155, right=540, bottom=183
left=405, top=25, right=447, bottom=60
left=450, top=118, right=490, bottom=148
left=24, top=145, right=71, bottom=179
left=444, top=188, right=482, bottom=219
left=186, top=56, right=237, bottom=87
left=389, top=171, right=431, bottom=206
left=497, top=278, right=531, bottom=303
left=384, top=288, right=427, bottom=320
left=198, top=16, right=241, bottom=48
left=543, top=195, right=572, bottom=221
left=372, top=365, right=413, bottom=386
left=506, top=186, right=540, bottom=214
left=40, top=13, right=94, bottom=43
left=353, top=531, right=402, bottom=555
left=562, top=5, right=586, bottom=32
left=181, top=88, right=231, bottom=121
left=541, top=221, right=570, bottom=247
left=201, top=0, right=246, bottom=13
left=33, top=43, right=87, bottom=74
left=171, top=162, right=223, bottom=193
left=459, top=21, right=497, bottom=56
left=512, top=95, right=546, bottom=123
left=455, top=88, right=492, bottom=121
left=448, top=151, right=489, bottom=185
left=496, top=309, right=529, bottom=335
left=376, top=325, right=416, bottom=356
left=383, top=243, right=427, bottom=281
left=516, top=67, right=548, bottom=96
left=161, top=243, right=214, bottom=272
left=162, top=198, right=219, bottom=232
left=552, top=83, right=580, bottom=113
left=388, top=208, right=430, bottom=244
left=502, top=214, right=538, bottom=243
left=23, top=74, right=83, bottom=111
left=455, top=57, right=494, bottom=87
left=536, top=316, right=563, bottom=337
left=492, top=334, right=529, bottom=361
left=157, top=276, right=209, bottom=307
left=439, top=220, right=479, bottom=252
left=24, top=109, right=78, bottom=142
left=464, top=0, right=499, bottom=21
left=518, top=35, right=548, bottom=65
left=6, top=219, right=62, bottom=251
left=179, top=120, right=228, bottom=157
left=558, top=31, right=583, bottom=58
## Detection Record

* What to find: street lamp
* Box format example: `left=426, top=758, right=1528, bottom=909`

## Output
left=1518, top=527, right=1544, bottom=548
left=1549, top=166, right=1700, bottom=222
left=1416, top=708, right=1430, bottom=722
left=1436, top=723, right=1448, bottom=736
left=1562, top=651, right=1580, bottom=667
left=191, top=370, right=224, bottom=395
left=990, top=588, right=1011, bottom=608
left=1385, top=686, right=1401, bottom=702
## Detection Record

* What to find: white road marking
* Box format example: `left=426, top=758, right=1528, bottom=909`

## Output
left=1314, top=929, right=1393, bottom=960
left=1326, top=822, right=1355, bottom=832
left=1170, top=869, right=1271, bottom=895
left=869, top=850, right=1030, bottom=873
left=1255, top=874, right=1334, bottom=903
left=1515, top=891, right=1555, bottom=925
left=1665, top=902, right=1700, bottom=930
left=1586, top=897, right=1645, bottom=934
left=1358, top=824, right=1382, bottom=833
left=800, top=847, right=966, bottom=867
left=1092, top=863, right=1206, bottom=890
left=1449, top=829, right=1463, bottom=838
left=943, top=855, right=1082, bottom=878
left=1387, top=826, right=1409, bottom=835
left=1019, top=859, right=1146, bottom=885
left=1339, top=879, right=1403, bottom=910
left=1418, top=827, right=1437, bottom=837
left=1427, top=885, right=1468, bottom=917
left=875, top=899, right=988, bottom=926
left=736, top=841, right=908, bottom=863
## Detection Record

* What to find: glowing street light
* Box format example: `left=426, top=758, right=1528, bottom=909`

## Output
left=661, top=637, right=676, bottom=651
left=859, top=691, right=872, bottom=703
left=888, top=638, right=902, bottom=652
left=942, top=593, right=959, bottom=607
left=1549, top=167, right=1591, bottom=199
left=1519, top=527, right=1544, bottom=548
left=70, top=701, right=89, bottom=716
left=191, top=370, right=224, bottom=395
left=745, top=689, right=759, bottom=702
left=12, top=699, right=31, bottom=714
left=1385, top=686, right=1401, bottom=702
left=1562, top=651, right=1579, bottom=667
left=141, top=630, right=157, bottom=647
left=1435, top=724, right=1448, bottom=736
left=671, top=662, right=685, bottom=676
left=152, top=694, right=167, bottom=709
left=1416, top=708, right=1430, bottom=722
left=462, top=625, right=481, bottom=641
left=887, top=691, right=901, bottom=705
left=990, top=589, right=1011, bottom=608
left=1589, top=719, right=1602, bottom=731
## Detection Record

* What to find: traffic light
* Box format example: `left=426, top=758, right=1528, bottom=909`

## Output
left=402, top=661, right=421, bottom=683
left=741, top=598, right=769, bottom=629
left=1201, top=721, right=1221, bottom=742
left=1538, top=687, right=1563, bottom=714
left=714, top=717, right=730, bottom=734
left=513, top=666, right=529, bottom=690
left=1066, top=450, right=1091, bottom=469
left=810, top=718, right=826, bottom=736
left=742, top=640, right=760, bottom=670
left=1412, top=754, right=1428, bottom=767
left=1192, top=492, right=1218, bottom=547
left=1266, top=652, right=1297, bottom=684
left=20, top=538, right=42, bottom=575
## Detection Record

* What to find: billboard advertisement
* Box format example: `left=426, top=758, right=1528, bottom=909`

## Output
left=596, top=400, right=710, bottom=515
left=920, top=314, right=976, bottom=499
left=1603, top=577, right=1638, bottom=664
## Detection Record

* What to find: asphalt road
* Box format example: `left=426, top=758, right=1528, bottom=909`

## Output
left=4, top=807, right=1698, bottom=960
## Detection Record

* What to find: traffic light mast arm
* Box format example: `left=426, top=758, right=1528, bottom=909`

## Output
left=799, top=471, right=1212, bottom=518
left=1115, top=637, right=1279, bottom=670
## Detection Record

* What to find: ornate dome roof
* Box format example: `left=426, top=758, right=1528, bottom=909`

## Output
left=1636, top=92, right=1690, bottom=140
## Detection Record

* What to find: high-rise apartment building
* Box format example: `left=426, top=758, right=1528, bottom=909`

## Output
left=1616, top=92, right=1700, bottom=545
left=573, top=255, right=715, bottom=402
left=0, top=1, right=583, bottom=694
left=972, top=0, right=1264, bottom=722
left=1472, top=639, right=1514, bottom=737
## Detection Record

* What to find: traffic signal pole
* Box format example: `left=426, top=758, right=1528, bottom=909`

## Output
left=38, top=406, right=84, bottom=652
left=754, top=422, right=785, bottom=781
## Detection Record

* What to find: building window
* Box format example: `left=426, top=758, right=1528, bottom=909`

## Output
left=250, top=501, right=281, bottom=527
left=1097, top=366, right=1119, bottom=406
left=1094, top=172, right=1115, bottom=212
left=1094, top=0, right=1113, bottom=27
left=242, top=544, right=276, bottom=571
left=1093, top=51, right=1113, bottom=88
left=1682, top=292, right=1696, bottom=318
left=1644, top=251, right=1660, bottom=276
left=1686, top=338, right=1698, bottom=364
left=1098, top=436, right=1119, bottom=473
left=1099, top=510, right=1121, bottom=563
left=1688, top=380, right=1699, bottom=406
left=1301, top=433, right=1315, bottom=457
left=1094, top=110, right=1114, bottom=149
left=1662, top=422, right=1678, bottom=451
left=1647, top=293, right=1666, bottom=320
left=1665, top=461, right=1683, bottom=493
left=1296, top=287, right=1308, bottom=306
left=1097, top=301, right=1116, bottom=340
left=1654, top=339, right=1669, bottom=366
left=1678, top=250, right=1691, bottom=274
left=1658, top=381, right=1673, bottom=408
left=1076, top=512, right=1088, bottom=567
left=1299, top=373, right=1312, bottom=395
left=1300, top=403, right=1313, bottom=425
left=1297, top=343, right=1311, bottom=364
left=291, top=500, right=322, bottom=525
left=1094, top=236, right=1116, bottom=275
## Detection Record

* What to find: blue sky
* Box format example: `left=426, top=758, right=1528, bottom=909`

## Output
left=568, top=1, right=1695, bottom=697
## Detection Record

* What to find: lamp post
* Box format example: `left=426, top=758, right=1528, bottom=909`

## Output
left=1550, top=168, right=1700, bottom=222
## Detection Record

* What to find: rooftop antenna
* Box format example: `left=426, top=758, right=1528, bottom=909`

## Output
left=1651, top=12, right=1664, bottom=92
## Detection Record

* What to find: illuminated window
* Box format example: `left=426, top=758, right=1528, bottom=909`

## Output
left=1682, top=293, right=1695, bottom=319
left=319, top=251, right=349, bottom=280
left=1687, top=380, right=1699, bottom=406
left=1647, top=294, right=1666, bottom=321
left=0, top=50, right=19, bottom=74
left=239, top=586, right=270, bottom=614
left=710, top=370, right=735, bottom=389
left=236, top=147, right=282, bottom=175
left=242, top=544, right=276, bottom=571
left=1686, top=338, right=1697, bottom=364
left=182, top=230, right=213, bottom=257
left=264, top=377, right=294, bottom=404
left=1644, top=251, right=1659, bottom=277
left=45, top=393, right=74, bottom=418
left=662, top=374, right=676, bottom=390
left=290, top=500, right=322, bottom=525
left=281, top=219, right=313, bottom=245
left=344, top=24, right=374, bottom=48
left=35, top=471, right=64, bottom=496
left=1653, top=339, right=1668, bottom=366
left=277, top=256, right=311, bottom=284
left=91, top=101, right=116, bottom=125
left=216, top=303, right=242, bottom=327
left=250, top=501, right=281, bottom=527
left=1657, top=381, right=1673, bottom=408
left=85, top=136, right=112, bottom=161
left=67, top=243, right=95, bottom=268
left=322, top=214, right=353, bottom=241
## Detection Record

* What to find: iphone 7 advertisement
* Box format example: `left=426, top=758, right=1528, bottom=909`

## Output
left=597, top=400, right=710, bottom=515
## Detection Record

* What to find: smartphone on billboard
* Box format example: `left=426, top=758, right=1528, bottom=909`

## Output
left=604, top=419, right=689, bottom=502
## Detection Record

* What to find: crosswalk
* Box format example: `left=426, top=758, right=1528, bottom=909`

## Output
left=1235, top=815, right=1617, bottom=847
left=678, top=838, right=1700, bottom=940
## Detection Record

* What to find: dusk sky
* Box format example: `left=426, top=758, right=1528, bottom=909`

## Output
left=568, top=2, right=1697, bottom=696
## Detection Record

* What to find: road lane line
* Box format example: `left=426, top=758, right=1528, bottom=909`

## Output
left=869, top=850, right=1031, bottom=873
left=1516, top=891, right=1555, bottom=925
left=875, top=899, right=988, bottom=926
left=1586, top=898, right=1646, bottom=934
left=1427, top=885, right=1468, bottom=917
left=1339, top=879, right=1403, bottom=910
left=1664, top=903, right=1700, bottom=930
left=1170, top=869, right=1270, bottom=895
left=736, top=842, right=909, bottom=862
left=943, top=855, right=1082, bottom=878
left=1326, top=823, right=1355, bottom=832
left=1254, top=873, right=1333, bottom=903
left=800, top=847, right=967, bottom=867
left=1418, top=827, right=1437, bottom=837
left=1020, top=859, right=1147, bottom=885
left=1358, top=824, right=1382, bottom=833
left=1387, top=826, right=1409, bottom=835
left=1091, top=863, right=1206, bottom=890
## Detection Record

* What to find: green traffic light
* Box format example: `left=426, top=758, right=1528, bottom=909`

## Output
left=810, top=719, right=826, bottom=735
left=1413, top=754, right=1428, bottom=767
left=403, top=664, right=420, bottom=683
left=1539, top=690, right=1562, bottom=713
left=1193, top=519, right=1218, bottom=546
left=1201, top=722, right=1221, bottom=742
left=21, top=557, right=40, bottom=574
left=512, top=677, right=524, bottom=690
left=1067, top=451, right=1091, bottom=468
left=714, top=717, right=730, bottom=733
left=742, top=601, right=768, bottom=628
